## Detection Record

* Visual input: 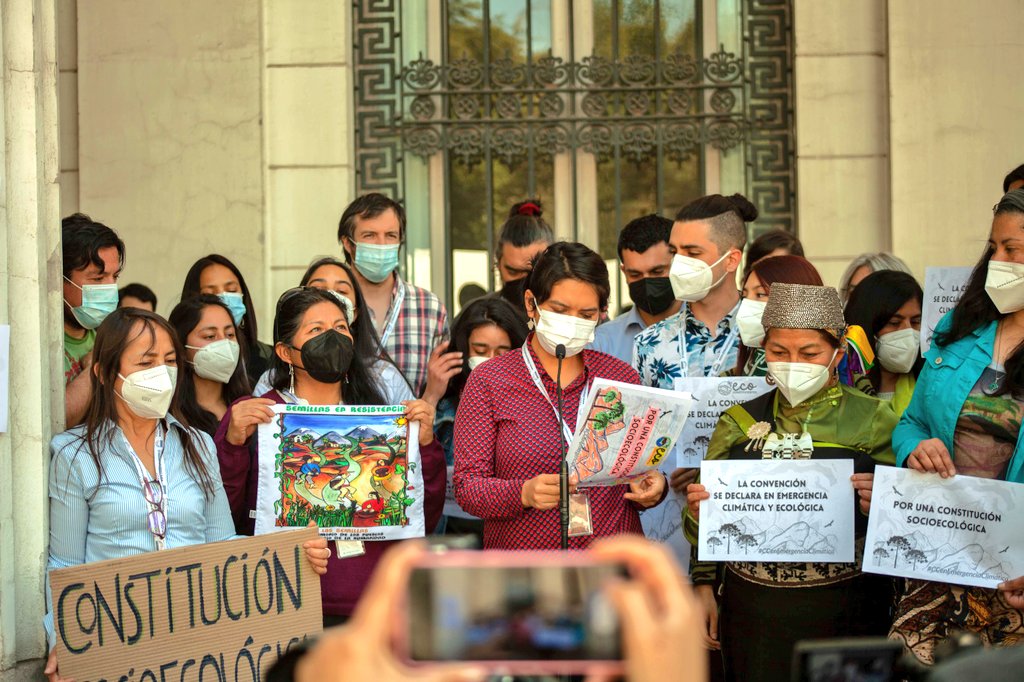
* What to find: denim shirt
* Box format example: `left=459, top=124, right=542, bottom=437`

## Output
left=893, top=313, right=1024, bottom=483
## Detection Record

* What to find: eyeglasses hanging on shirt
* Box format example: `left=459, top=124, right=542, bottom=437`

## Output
left=124, top=423, right=168, bottom=551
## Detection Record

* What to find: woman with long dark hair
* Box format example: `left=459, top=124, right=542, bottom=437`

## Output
left=733, top=255, right=823, bottom=376
left=44, top=308, right=328, bottom=682
left=251, top=257, right=413, bottom=403
left=452, top=242, right=667, bottom=550
left=168, top=294, right=253, bottom=435
left=844, top=270, right=924, bottom=415
left=180, top=254, right=271, bottom=384
left=434, top=297, right=528, bottom=536
left=213, top=287, right=445, bottom=627
left=891, top=190, right=1024, bottom=664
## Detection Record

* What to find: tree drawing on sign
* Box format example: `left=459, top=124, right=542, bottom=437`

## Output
left=887, top=535, right=911, bottom=568
left=707, top=536, right=723, bottom=554
left=873, top=547, right=890, bottom=566
left=905, top=549, right=927, bottom=570
left=737, top=534, right=758, bottom=554
left=719, top=523, right=742, bottom=553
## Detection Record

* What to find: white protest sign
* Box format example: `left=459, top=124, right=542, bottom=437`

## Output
left=673, top=376, right=772, bottom=468
left=921, top=267, right=971, bottom=355
left=862, top=466, right=1024, bottom=588
left=698, top=459, right=855, bottom=563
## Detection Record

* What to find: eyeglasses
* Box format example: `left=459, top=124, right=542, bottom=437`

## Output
left=143, top=479, right=167, bottom=540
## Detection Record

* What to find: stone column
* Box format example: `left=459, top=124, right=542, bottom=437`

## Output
left=0, top=0, right=64, bottom=678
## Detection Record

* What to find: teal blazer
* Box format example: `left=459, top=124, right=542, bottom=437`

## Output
left=893, top=312, right=1024, bottom=483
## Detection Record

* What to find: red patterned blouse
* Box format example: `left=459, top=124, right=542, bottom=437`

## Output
left=453, top=337, right=658, bottom=550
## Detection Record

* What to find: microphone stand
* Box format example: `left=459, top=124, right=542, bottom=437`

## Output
left=555, top=344, right=569, bottom=551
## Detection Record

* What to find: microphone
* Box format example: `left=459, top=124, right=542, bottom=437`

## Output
left=555, top=344, right=569, bottom=550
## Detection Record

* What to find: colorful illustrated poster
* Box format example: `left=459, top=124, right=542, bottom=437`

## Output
left=698, top=459, right=855, bottom=563
left=921, top=266, right=971, bottom=355
left=862, top=466, right=1024, bottom=588
left=672, top=377, right=772, bottom=468
left=568, top=379, right=694, bottom=487
left=256, top=404, right=425, bottom=541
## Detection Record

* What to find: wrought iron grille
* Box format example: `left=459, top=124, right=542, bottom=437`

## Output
left=398, top=48, right=746, bottom=168
left=351, top=0, right=797, bottom=246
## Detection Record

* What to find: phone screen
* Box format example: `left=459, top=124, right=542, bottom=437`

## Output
left=407, top=563, right=624, bottom=662
left=793, top=638, right=903, bottom=682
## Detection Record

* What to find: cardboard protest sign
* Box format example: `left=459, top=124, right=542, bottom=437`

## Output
left=672, top=377, right=772, bottom=468
left=698, top=459, right=855, bottom=563
left=567, top=379, right=694, bottom=487
left=921, top=266, right=972, bottom=355
left=257, top=404, right=425, bottom=541
left=50, top=528, right=322, bottom=682
left=862, top=466, right=1024, bottom=588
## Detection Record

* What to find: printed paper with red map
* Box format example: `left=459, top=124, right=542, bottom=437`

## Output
left=567, top=379, right=693, bottom=487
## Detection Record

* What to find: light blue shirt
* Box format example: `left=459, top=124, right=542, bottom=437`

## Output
left=45, top=415, right=236, bottom=648
left=894, top=312, right=1024, bottom=483
left=252, top=359, right=414, bottom=403
left=588, top=307, right=647, bottom=365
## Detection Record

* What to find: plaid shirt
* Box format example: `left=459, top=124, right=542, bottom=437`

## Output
left=452, top=338, right=651, bottom=550
left=633, top=302, right=741, bottom=388
left=375, top=275, right=449, bottom=396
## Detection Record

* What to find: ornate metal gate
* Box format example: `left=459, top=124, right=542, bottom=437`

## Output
left=352, top=0, right=795, bottom=304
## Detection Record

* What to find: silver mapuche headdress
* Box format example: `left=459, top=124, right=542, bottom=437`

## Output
left=762, top=283, right=847, bottom=341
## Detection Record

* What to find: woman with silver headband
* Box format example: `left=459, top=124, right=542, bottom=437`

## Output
left=891, top=189, right=1024, bottom=664
left=684, top=283, right=898, bottom=682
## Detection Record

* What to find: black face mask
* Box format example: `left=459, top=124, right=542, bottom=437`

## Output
left=294, top=330, right=354, bottom=384
left=628, top=276, right=675, bottom=316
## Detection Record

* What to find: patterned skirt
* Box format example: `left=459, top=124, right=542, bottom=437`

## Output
left=890, top=579, right=1024, bottom=665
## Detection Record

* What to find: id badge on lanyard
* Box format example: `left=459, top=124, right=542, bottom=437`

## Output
left=521, top=345, right=594, bottom=536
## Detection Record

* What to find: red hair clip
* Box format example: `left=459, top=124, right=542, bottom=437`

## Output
left=518, top=202, right=541, bottom=217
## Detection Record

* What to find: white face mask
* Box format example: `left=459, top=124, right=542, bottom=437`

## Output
left=186, top=339, right=240, bottom=383
left=875, top=328, right=920, bottom=374
left=767, top=349, right=838, bottom=406
left=467, top=355, right=489, bottom=371
left=985, top=260, right=1024, bottom=314
left=117, top=365, right=177, bottom=419
left=669, top=251, right=733, bottom=302
left=533, top=307, right=598, bottom=358
left=736, top=298, right=768, bottom=348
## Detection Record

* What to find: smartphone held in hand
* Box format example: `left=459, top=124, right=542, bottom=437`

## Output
left=397, top=551, right=627, bottom=677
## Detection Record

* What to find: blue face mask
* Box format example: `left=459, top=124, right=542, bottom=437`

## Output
left=218, top=292, right=247, bottom=326
left=352, top=242, right=400, bottom=283
left=64, top=278, right=119, bottom=329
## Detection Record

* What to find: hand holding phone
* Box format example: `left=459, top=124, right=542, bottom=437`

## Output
left=295, top=541, right=487, bottom=682
left=295, top=537, right=707, bottom=682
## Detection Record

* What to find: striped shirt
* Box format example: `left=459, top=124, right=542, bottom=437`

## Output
left=45, top=415, right=235, bottom=647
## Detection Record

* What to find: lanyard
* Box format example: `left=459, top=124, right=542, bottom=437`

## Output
left=124, top=423, right=167, bottom=551
left=377, top=278, right=406, bottom=350
left=676, top=302, right=739, bottom=379
left=521, top=343, right=589, bottom=444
